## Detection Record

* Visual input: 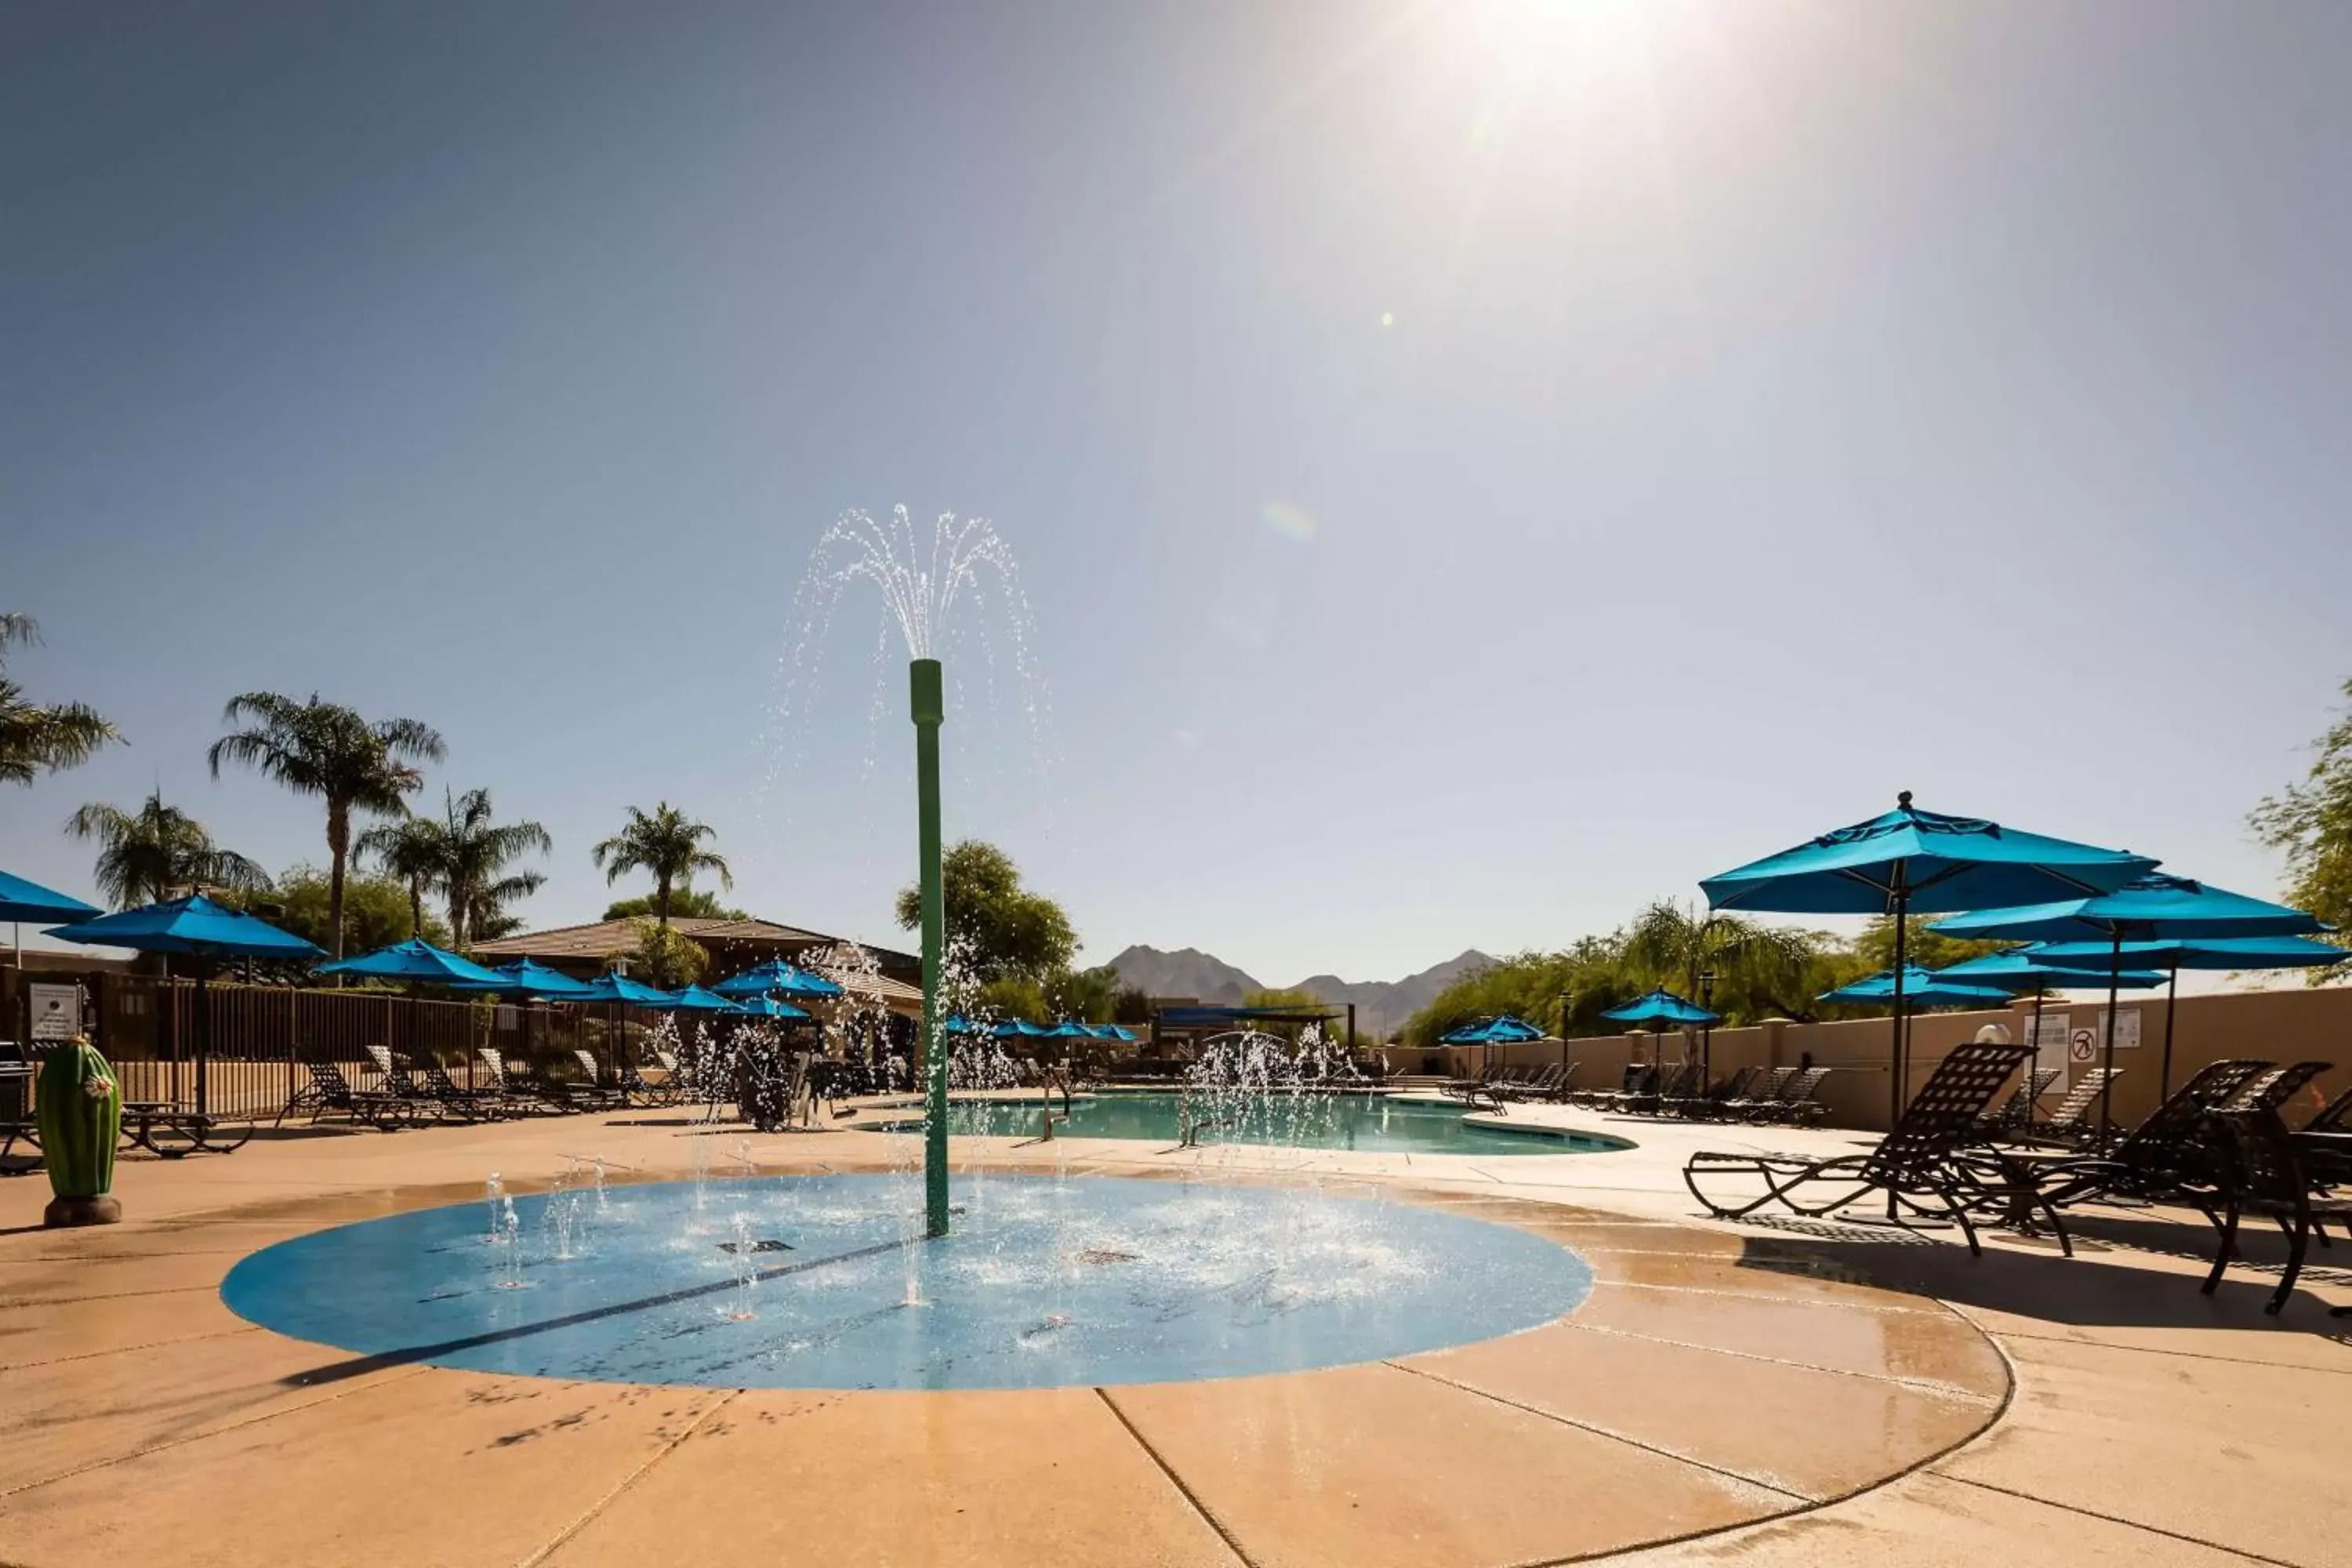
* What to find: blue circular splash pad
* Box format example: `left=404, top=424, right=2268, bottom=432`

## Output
left=222, top=1174, right=1592, bottom=1390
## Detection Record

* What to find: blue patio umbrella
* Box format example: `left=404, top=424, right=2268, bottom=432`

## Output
left=942, top=1013, right=991, bottom=1036
left=1600, top=990, right=1720, bottom=1027
left=1818, top=967, right=2015, bottom=1009
left=712, top=960, right=845, bottom=1000
left=733, top=994, right=812, bottom=1021
left=2027, top=931, right=2350, bottom=1100
left=1703, top=792, right=2157, bottom=1124
left=0, top=869, right=100, bottom=927
left=1441, top=1014, right=1548, bottom=1073
left=49, top=896, right=325, bottom=1114
left=1928, top=949, right=2165, bottom=1082
left=450, top=959, right=601, bottom=1001
left=992, top=1018, right=1046, bottom=1040
left=1090, top=1024, right=1141, bottom=1043
left=316, top=938, right=507, bottom=987
left=570, top=972, right=677, bottom=1007
left=650, top=985, right=748, bottom=1014
left=1931, top=873, right=2328, bottom=1130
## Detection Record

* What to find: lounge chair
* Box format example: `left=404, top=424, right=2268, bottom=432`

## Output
left=1715, top=1065, right=1796, bottom=1121
left=1748, top=1065, right=1833, bottom=1125
left=409, top=1054, right=512, bottom=1120
left=2018, top=1059, right=2274, bottom=1216
left=475, top=1047, right=573, bottom=1115
left=1620, top=1062, right=1698, bottom=1118
left=1665, top=1065, right=1757, bottom=1120
left=2199, top=1108, right=2352, bottom=1316
left=564, top=1048, right=633, bottom=1110
left=1979, top=1066, right=2064, bottom=1137
left=277, top=1059, right=418, bottom=1131
left=1685, top=1042, right=2057, bottom=1254
left=1494, top=1065, right=1564, bottom=1102
left=2006, top=1067, right=2122, bottom=1149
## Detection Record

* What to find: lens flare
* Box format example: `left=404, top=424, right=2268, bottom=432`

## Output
left=1261, top=501, right=1319, bottom=544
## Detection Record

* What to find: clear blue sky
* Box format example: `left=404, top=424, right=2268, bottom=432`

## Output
left=5, top=1, right=2348, bottom=984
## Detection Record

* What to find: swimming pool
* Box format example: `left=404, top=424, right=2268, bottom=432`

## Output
left=875, top=1091, right=1631, bottom=1156
left=221, top=1174, right=1595, bottom=1390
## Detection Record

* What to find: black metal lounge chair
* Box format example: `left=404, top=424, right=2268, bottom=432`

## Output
left=1619, top=1062, right=1698, bottom=1117
left=278, top=1059, right=417, bottom=1131
left=1715, top=1065, right=1796, bottom=1121
left=1685, top=1042, right=2059, bottom=1255
left=474, top=1047, right=573, bottom=1115
left=1494, top=1065, right=1564, bottom=1102
left=2200, top=1109, right=2352, bottom=1316
left=565, top=1048, right=633, bottom=1109
left=1746, top=1065, right=1833, bottom=1125
left=2006, top=1067, right=2122, bottom=1149
left=408, top=1054, right=511, bottom=1120
left=1980, top=1066, right=2064, bottom=1136
left=2018, top=1059, right=2274, bottom=1215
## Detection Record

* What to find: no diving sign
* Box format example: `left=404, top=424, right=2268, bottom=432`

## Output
left=2069, top=1029, right=2096, bottom=1064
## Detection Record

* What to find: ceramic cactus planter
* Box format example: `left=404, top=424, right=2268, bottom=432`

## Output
left=36, top=1035, right=122, bottom=1227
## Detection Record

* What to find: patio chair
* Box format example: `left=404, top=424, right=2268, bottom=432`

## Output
left=565, top=1048, right=633, bottom=1109
left=1749, top=1065, right=1833, bottom=1125
left=2020, top=1059, right=2274, bottom=1216
left=1715, top=1065, right=1797, bottom=1121
left=277, top=1059, right=417, bottom=1131
left=474, top=1047, right=573, bottom=1116
left=2198, top=1109, right=2352, bottom=1316
left=1588, top=1063, right=1658, bottom=1112
left=1979, top=1066, right=2064, bottom=1137
left=1620, top=1062, right=1698, bottom=1117
left=1668, top=1065, right=1759, bottom=1121
left=410, top=1054, right=512, bottom=1120
left=2006, top=1067, right=2122, bottom=1149
left=1494, top=1065, right=1563, bottom=1102
left=1686, top=1042, right=2053, bottom=1254
left=363, top=1046, right=468, bottom=1124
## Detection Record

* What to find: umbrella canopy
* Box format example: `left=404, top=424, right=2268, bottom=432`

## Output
left=1703, top=793, right=2155, bottom=1123
left=316, top=938, right=506, bottom=986
left=1704, top=795, right=2158, bottom=916
left=0, top=869, right=100, bottom=926
left=1818, top=967, right=2016, bottom=1008
left=1928, top=873, right=2329, bottom=945
left=942, top=1013, right=992, bottom=1036
left=48, top=895, right=323, bottom=961
left=48, top=896, right=322, bottom=1116
left=2027, top=934, right=2349, bottom=971
left=711, top=960, right=846, bottom=999
left=992, top=1018, right=1046, bottom=1039
left=569, top=972, right=678, bottom=1007
left=652, top=985, right=748, bottom=1014
left=1090, top=1023, right=1141, bottom=1042
left=1043, top=1020, right=1097, bottom=1040
left=1930, top=949, right=2167, bottom=990
left=733, top=994, right=812, bottom=1020
left=1599, top=990, right=1720, bottom=1028
left=451, top=959, right=601, bottom=1000
left=2025, top=930, right=2350, bottom=1103
left=1930, top=873, right=2326, bottom=1135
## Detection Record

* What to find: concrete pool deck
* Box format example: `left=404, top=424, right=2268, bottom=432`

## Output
left=1, top=1102, right=2345, bottom=1566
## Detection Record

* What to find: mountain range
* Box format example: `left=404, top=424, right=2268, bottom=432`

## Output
left=1104, top=945, right=1494, bottom=1040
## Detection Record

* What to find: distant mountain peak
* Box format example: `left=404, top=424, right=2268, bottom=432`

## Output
left=1105, top=944, right=1494, bottom=1038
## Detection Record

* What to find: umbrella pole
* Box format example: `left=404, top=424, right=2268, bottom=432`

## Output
left=1889, top=883, right=1909, bottom=1131
left=2099, top=931, right=2122, bottom=1145
left=2160, top=963, right=2179, bottom=1102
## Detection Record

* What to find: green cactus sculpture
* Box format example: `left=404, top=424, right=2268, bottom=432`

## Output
left=37, top=1036, right=122, bottom=1227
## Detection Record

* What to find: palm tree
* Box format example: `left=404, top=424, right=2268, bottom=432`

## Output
left=593, top=803, right=731, bottom=931
left=0, top=614, right=122, bottom=786
left=432, top=788, right=551, bottom=949
left=207, top=693, right=445, bottom=960
left=355, top=814, right=448, bottom=941
left=1621, top=899, right=1820, bottom=1022
left=65, top=792, right=270, bottom=909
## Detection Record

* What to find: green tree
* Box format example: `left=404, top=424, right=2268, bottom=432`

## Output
left=1850, top=915, right=2009, bottom=975
left=0, top=614, right=121, bottom=786
left=64, top=792, right=269, bottom=909
left=2252, top=677, right=2352, bottom=982
left=1622, top=900, right=1825, bottom=1020
left=602, top=888, right=750, bottom=922
left=593, top=803, right=731, bottom=931
left=355, top=815, right=446, bottom=940
left=207, top=693, right=445, bottom=960
left=895, top=840, right=1075, bottom=984
left=1047, top=964, right=1126, bottom=1024
left=428, top=788, right=550, bottom=949
left=629, top=919, right=710, bottom=989
left=226, top=865, right=448, bottom=952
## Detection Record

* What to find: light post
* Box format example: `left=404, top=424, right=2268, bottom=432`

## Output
left=909, top=659, right=950, bottom=1237
left=1698, top=970, right=1717, bottom=1087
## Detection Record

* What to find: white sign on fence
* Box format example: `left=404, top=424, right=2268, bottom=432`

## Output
left=2029, top=1011, right=2071, bottom=1076
left=27, top=983, right=80, bottom=1041
left=2095, top=1007, right=2142, bottom=1052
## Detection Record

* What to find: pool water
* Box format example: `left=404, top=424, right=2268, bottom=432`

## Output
left=222, top=1174, right=1594, bottom=1390
left=880, top=1091, right=1632, bottom=1156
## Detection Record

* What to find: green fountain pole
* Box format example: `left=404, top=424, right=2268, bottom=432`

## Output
left=911, top=658, right=951, bottom=1237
